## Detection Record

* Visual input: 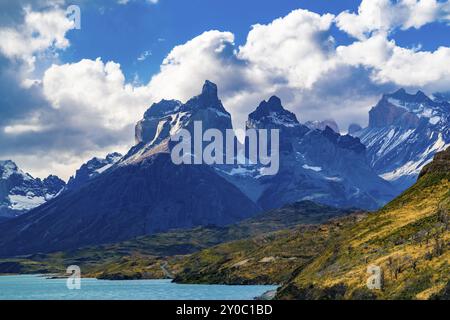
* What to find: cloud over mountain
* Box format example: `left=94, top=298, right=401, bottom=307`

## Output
left=1, top=0, right=450, bottom=179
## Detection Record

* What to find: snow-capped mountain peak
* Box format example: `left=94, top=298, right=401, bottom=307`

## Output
left=131, top=81, right=233, bottom=162
left=304, top=119, right=340, bottom=133
left=354, top=89, right=450, bottom=189
left=0, top=160, right=32, bottom=181
left=382, top=89, right=450, bottom=127
left=65, top=152, right=123, bottom=191
left=0, top=161, right=65, bottom=219
left=246, top=96, right=300, bottom=129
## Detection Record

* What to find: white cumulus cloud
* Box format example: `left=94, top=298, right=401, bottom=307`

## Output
left=43, top=58, right=152, bottom=130
left=0, top=5, right=74, bottom=68
left=336, top=0, right=449, bottom=40
left=3, top=1, right=450, bottom=179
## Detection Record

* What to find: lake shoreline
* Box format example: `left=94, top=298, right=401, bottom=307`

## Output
left=0, top=275, right=278, bottom=300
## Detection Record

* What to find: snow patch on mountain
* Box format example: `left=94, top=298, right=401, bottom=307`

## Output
left=0, top=160, right=33, bottom=181
left=304, top=119, right=340, bottom=133
left=302, top=164, right=322, bottom=172
left=325, top=176, right=343, bottom=182
left=66, top=153, right=123, bottom=191
left=355, top=89, right=450, bottom=190
left=8, top=194, right=47, bottom=211
left=0, top=161, right=65, bottom=218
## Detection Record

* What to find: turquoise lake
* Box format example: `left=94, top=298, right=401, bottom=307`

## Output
left=0, top=275, right=277, bottom=300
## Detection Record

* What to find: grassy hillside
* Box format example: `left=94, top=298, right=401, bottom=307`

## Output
left=0, top=201, right=353, bottom=280
left=172, top=214, right=365, bottom=285
left=173, top=148, right=449, bottom=300
left=276, top=149, right=450, bottom=300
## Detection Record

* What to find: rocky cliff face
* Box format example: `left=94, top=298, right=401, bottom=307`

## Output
left=419, top=147, right=450, bottom=178
left=126, top=80, right=234, bottom=165
left=134, top=81, right=232, bottom=147
left=354, top=89, right=450, bottom=190
left=368, top=95, right=420, bottom=129
left=135, top=100, right=182, bottom=145
left=218, top=95, right=396, bottom=211
left=0, top=161, right=65, bottom=219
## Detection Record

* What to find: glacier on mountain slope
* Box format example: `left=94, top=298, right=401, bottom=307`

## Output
left=0, top=161, right=65, bottom=219
left=353, top=89, right=450, bottom=190
left=8, top=194, right=47, bottom=211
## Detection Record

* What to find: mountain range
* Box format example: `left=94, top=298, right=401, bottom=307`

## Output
left=0, top=81, right=259, bottom=256
left=219, top=95, right=395, bottom=211
left=0, top=82, right=448, bottom=257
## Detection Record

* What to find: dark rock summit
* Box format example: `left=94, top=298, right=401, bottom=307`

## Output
left=247, top=96, right=300, bottom=130
left=368, top=95, right=420, bottom=129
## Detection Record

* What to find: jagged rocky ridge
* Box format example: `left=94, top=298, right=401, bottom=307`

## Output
left=353, top=89, right=450, bottom=189
left=65, top=153, right=122, bottom=191
left=0, top=161, right=65, bottom=219
left=0, top=81, right=397, bottom=256
left=0, top=81, right=258, bottom=257
left=218, top=95, right=396, bottom=210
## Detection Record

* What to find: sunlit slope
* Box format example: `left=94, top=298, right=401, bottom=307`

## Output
left=277, top=148, right=450, bottom=300
left=172, top=214, right=364, bottom=285
left=0, top=201, right=352, bottom=280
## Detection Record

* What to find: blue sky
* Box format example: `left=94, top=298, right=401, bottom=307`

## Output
left=62, top=0, right=359, bottom=82
left=62, top=0, right=449, bottom=83
left=1, top=0, right=450, bottom=179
